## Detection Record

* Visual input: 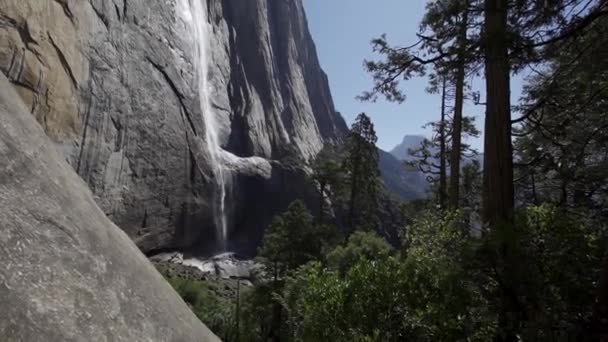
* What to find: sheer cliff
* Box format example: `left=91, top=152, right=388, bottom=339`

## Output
left=0, top=0, right=347, bottom=255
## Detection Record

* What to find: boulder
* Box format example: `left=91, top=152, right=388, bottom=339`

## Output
left=0, top=73, right=219, bottom=341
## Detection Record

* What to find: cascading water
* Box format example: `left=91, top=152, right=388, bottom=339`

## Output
left=177, top=0, right=272, bottom=254
left=189, top=0, right=230, bottom=252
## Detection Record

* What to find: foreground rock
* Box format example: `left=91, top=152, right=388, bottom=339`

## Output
left=0, top=73, right=218, bottom=341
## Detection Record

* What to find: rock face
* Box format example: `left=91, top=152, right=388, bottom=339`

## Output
left=0, top=73, right=219, bottom=341
left=0, top=0, right=347, bottom=255
left=389, top=135, right=427, bottom=161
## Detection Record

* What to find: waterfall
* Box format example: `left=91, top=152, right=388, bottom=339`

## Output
left=177, top=0, right=272, bottom=253
left=189, top=0, right=230, bottom=252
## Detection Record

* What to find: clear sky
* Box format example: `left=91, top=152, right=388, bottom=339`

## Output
left=303, top=0, right=524, bottom=152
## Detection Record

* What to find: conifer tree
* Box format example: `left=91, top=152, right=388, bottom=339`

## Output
left=311, top=145, right=343, bottom=223
left=257, top=200, right=323, bottom=280
left=343, top=113, right=380, bottom=231
left=362, top=0, right=480, bottom=210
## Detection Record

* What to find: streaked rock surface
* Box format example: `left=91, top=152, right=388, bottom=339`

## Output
left=0, top=73, right=219, bottom=342
left=0, top=0, right=347, bottom=254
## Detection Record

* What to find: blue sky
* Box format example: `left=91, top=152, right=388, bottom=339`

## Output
left=304, top=0, right=524, bottom=152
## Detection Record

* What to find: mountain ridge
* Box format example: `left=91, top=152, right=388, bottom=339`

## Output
left=389, top=134, right=428, bottom=161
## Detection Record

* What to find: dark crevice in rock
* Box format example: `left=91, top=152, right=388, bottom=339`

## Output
left=30, top=70, right=44, bottom=113
left=141, top=209, right=148, bottom=228
left=189, top=145, right=196, bottom=184
left=0, top=15, right=38, bottom=48
left=123, top=0, right=128, bottom=22
left=0, top=15, right=45, bottom=68
left=28, top=211, right=77, bottom=243
left=5, top=48, right=18, bottom=76
left=110, top=116, right=123, bottom=152
left=211, top=103, right=231, bottom=114
left=52, top=0, right=75, bottom=25
left=15, top=52, right=26, bottom=84
left=47, top=33, right=78, bottom=90
left=145, top=56, right=198, bottom=136
left=110, top=115, right=122, bottom=131
left=9, top=78, right=38, bottom=94
left=114, top=3, right=121, bottom=21
left=0, top=14, right=18, bottom=30
left=90, top=3, right=110, bottom=30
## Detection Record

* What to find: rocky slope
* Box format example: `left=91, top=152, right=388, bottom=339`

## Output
left=0, top=0, right=347, bottom=256
left=0, top=73, right=219, bottom=342
left=379, top=149, right=428, bottom=200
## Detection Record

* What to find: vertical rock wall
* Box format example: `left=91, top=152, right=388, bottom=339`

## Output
left=0, top=0, right=347, bottom=255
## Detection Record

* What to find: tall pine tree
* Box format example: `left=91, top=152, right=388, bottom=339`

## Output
left=343, top=113, right=380, bottom=231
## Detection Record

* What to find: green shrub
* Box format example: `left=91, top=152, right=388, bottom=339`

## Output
left=326, top=230, right=393, bottom=274
left=165, top=277, right=236, bottom=340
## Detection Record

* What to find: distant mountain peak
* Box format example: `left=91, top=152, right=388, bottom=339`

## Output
left=389, top=134, right=427, bottom=161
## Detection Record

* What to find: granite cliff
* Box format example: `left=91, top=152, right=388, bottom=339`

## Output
left=0, top=72, right=219, bottom=342
left=0, top=0, right=347, bottom=256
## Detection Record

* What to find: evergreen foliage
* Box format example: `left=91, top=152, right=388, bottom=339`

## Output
left=166, top=2, right=608, bottom=341
left=311, top=145, right=345, bottom=222
left=257, top=200, right=328, bottom=280
left=343, top=113, right=380, bottom=231
left=326, top=230, right=393, bottom=274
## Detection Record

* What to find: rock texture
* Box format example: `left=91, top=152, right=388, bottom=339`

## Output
left=0, top=73, right=219, bottom=341
left=0, top=0, right=347, bottom=255
left=389, top=135, right=427, bottom=161
left=0, top=0, right=90, bottom=143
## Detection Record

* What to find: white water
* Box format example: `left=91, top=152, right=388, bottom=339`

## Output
left=189, top=0, right=229, bottom=251
left=178, top=0, right=273, bottom=253
left=151, top=252, right=257, bottom=279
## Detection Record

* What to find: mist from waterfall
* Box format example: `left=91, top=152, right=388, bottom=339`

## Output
left=189, top=0, right=229, bottom=252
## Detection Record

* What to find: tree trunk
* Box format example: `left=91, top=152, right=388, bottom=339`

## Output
left=449, top=0, right=469, bottom=209
left=348, top=143, right=362, bottom=230
left=235, top=280, right=241, bottom=341
left=271, top=301, right=282, bottom=342
left=271, top=261, right=281, bottom=342
left=484, top=0, right=516, bottom=340
left=530, top=172, right=538, bottom=205
left=439, top=77, right=448, bottom=209
left=348, top=176, right=357, bottom=229
left=482, top=0, right=514, bottom=227
left=592, top=254, right=608, bottom=338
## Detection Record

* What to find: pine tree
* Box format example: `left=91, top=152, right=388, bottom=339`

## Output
left=408, top=74, right=481, bottom=209
left=362, top=1, right=608, bottom=339
left=481, top=0, right=608, bottom=227
left=510, top=15, right=608, bottom=337
left=481, top=3, right=608, bottom=338
left=257, top=201, right=334, bottom=341
left=449, top=0, right=470, bottom=209
left=257, top=200, right=324, bottom=280
left=311, top=145, right=343, bottom=224
left=514, top=16, right=608, bottom=210
left=438, top=77, right=449, bottom=209
left=412, top=74, right=451, bottom=209
left=343, top=113, right=380, bottom=231
left=362, top=0, right=481, bottom=209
